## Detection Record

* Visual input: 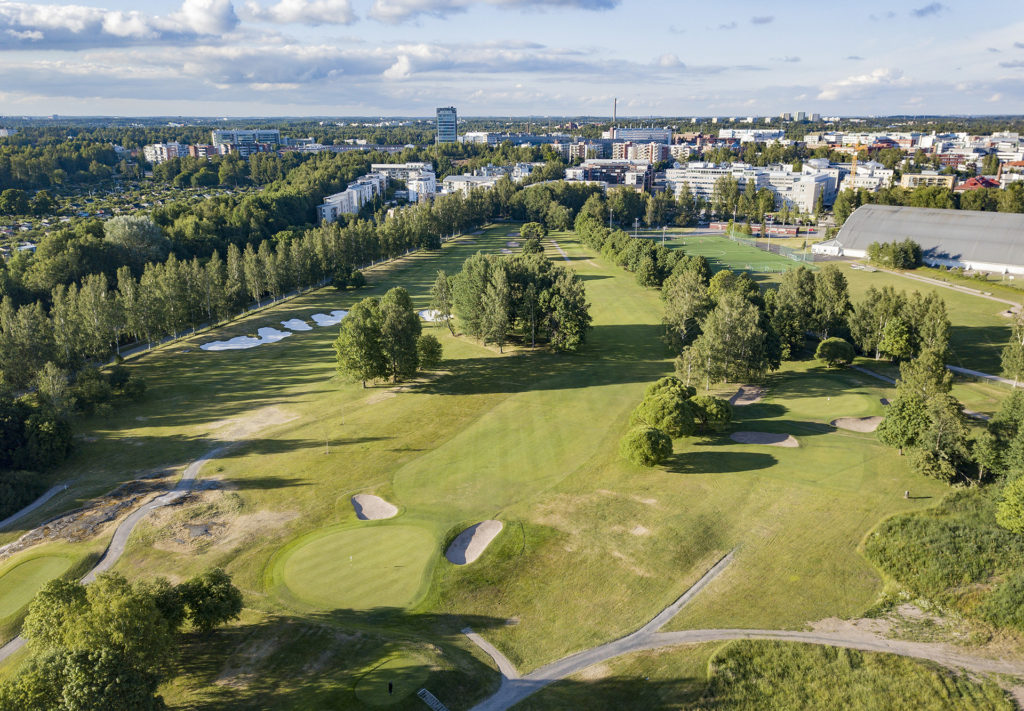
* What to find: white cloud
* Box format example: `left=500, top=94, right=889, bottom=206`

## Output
left=817, top=67, right=905, bottom=100
left=0, top=0, right=238, bottom=48
left=369, top=0, right=618, bottom=24
left=244, top=0, right=354, bottom=25
left=657, top=53, right=683, bottom=68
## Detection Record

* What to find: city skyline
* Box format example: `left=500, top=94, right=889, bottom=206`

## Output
left=1, top=0, right=1023, bottom=117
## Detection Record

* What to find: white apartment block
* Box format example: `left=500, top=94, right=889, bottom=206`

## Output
left=664, top=162, right=769, bottom=200
left=718, top=129, right=785, bottom=143
left=318, top=173, right=388, bottom=224
left=406, top=171, right=436, bottom=202
left=441, top=174, right=500, bottom=196
left=837, top=161, right=894, bottom=193
left=143, top=142, right=186, bottom=164
left=767, top=169, right=830, bottom=213
left=370, top=162, right=433, bottom=180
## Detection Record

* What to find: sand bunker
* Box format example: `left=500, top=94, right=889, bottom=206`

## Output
left=351, top=494, right=398, bottom=520
left=200, top=327, right=292, bottom=351
left=445, top=520, right=503, bottom=565
left=832, top=416, right=883, bottom=433
left=507, top=240, right=521, bottom=248
left=730, top=385, right=765, bottom=406
left=418, top=309, right=449, bottom=322
left=281, top=318, right=312, bottom=331
left=507, top=231, right=520, bottom=237
left=311, top=310, right=348, bottom=327
left=500, top=248, right=512, bottom=254
left=730, top=431, right=799, bottom=448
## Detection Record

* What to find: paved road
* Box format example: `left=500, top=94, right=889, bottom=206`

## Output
left=467, top=552, right=735, bottom=711
left=0, top=482, right=70, bottom=531
left=0, top=445, right=222, bottom=663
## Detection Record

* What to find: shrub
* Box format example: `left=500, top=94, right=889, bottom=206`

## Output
left=620, top=426, right=672, bottom=466
left=645, top=375, right=696, bottom=401
left=996, top=475, right=1024, bottom=534
left=690, top=395, right=733, bottom=433
left=629, top=392, right=695, bottom=438
left=815, top=337, right=855, bottom=368
left=520, top=222, right=547, bottom=240
left=349, top=270, right=366, bottom=289
left=521, top=237, right=543, bottom=254
left=417, top=334, right=443, bottom=370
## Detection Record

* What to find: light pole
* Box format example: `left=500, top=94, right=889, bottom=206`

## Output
left=634, top=217, right=639, bottom=238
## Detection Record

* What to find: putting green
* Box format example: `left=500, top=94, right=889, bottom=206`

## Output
left=354, top=653, right=431, bottom=706
left=278, top=525, right=436, bottom=610
left=0, top=556, right=73, bottom=618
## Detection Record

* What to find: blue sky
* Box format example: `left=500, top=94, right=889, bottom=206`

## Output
left=0, top=0, right=1022, bottom=117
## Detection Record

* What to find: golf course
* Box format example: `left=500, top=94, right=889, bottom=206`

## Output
left=0, top=224, right=1021, bottom=709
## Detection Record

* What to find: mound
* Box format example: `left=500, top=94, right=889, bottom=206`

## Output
left=281, top=318, right=313, bottom=331
left=730, top=385, right=765, bottom=406
left=831, top=416, right=883, bottom=433
left=445, top=520, right=503, bottom=565
left=730, top=431, right=799, bottom=448
left=351, top=494, right=398, bottom=520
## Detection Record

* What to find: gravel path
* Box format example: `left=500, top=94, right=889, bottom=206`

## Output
left=465, top=548, right=1024, bottom=711
left=548, top=239, right=571, bottom=263
left=0, top=482, right=70, bottom=531
left=0, top=443, right=225, bottom=663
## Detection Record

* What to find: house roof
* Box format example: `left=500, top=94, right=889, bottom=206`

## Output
left=836, top=204, right=1024, bottom=267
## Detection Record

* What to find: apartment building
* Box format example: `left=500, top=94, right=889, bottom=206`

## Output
left=370, top=162, right=433, bottom=180
left=899, top=172, right=956, bottom=189
left=142, top=142, right=186, bottom=164
left=565, top=159, right=654, bottom=191
left=318, top=173, right=388, bottom=224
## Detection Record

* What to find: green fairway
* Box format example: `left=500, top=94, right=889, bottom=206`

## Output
left=274, top=524, right=436, bottom=611
left=354, top=653, right=431, bottom=706
left=0, top=556, right=72, bottom=618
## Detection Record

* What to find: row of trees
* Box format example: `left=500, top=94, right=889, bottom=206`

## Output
left=334, top=286, right=442, bottom=386
left=866, top=239, right=923, bottom=269
left=0, top=570, right=242, bottom=710
left=440, top=251, right=592, bottom=352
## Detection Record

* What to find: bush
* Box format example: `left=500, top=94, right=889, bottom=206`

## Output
left=522, top=237, right=543, bottom=254
left=645, top=376, right=696, bottom=401
left=520, top=222, right=547, bottom=240
left=629, top=392, right=695, bottom=438
left=690, top=395, right=733, bottom=433
left=22, top=414, right=72, bottom=470
left=620, top=426, right=672, bottom=466
left=349, top=270, right=366, bottom=289
left=72, top=369, right=113, bottom=414
left=417, top=334, right=443, bottom=370
left=815, top=337, right=855, bottom=368
left=996, top=475, right=1024, bottom=533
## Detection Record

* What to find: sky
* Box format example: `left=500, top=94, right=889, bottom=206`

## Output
left=1, top=0, right=1023, bottom=117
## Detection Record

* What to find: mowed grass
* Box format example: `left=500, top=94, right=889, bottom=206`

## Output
left=661, top=231, right=811, bottom=273
left=353, top=653, right=431, bottom=706
left=0, top=556, right=72, bottom=617
left=273, top=524, right=437, bottom=611
left=519, top=641, right=1014, bottom=710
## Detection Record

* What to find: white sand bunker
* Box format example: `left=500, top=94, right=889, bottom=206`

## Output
left=507, top=240, right=521, bottom=248
left=200, top=327, right=293, bottom=351
left=832, top=416, right=883, bottom=433
left=730, top=385, right=765, bottom=406
left=446, top=520, right=503, bottom=565
left=730, top=431, right=799, bottom=448
left=311, top=310, right=348, bottom=326
left=419, top=309, right=449, bottom=322
left=281, top=318, right=313, bottom=331
left=507, top=231, right=520, bottom=237
left=500, top=248, right=512, bottom=254
left=351, top=494, right=398, bottom=520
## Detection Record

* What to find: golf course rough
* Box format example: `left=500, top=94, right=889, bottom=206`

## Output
left=275, top=524, right=436, bottom=610
left=354, top=652, right=431, bottom=706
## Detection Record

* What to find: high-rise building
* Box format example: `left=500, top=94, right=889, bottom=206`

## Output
left=436, top=106, right=457, bottom=144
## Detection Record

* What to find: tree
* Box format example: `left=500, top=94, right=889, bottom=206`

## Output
left=452, top=252, right=490, bottom=338
left=689, top=394, right=732, bottom=434
left=378, top=286, right=421, bottom=381
left=620, top=426, right=672, bottom=466
left=521, top=237, right=544, bottom=255
left=176, top=569, right=243, bottom=633
left=103, top=216, right=169, bottom=272
left=690, top=292, right=770, bottom=389
left=996, top=476, right=1024, bottom=534
left=334, top=298, right=386, bottom=387
left=630, top=391, right=696, bottom=438
left=1002, top=312, right=1024, bottom=386
left=544, top=269, right=591, bottom=352
left=879, top=317, right=914, bottom=361
left=812, top=265, right=850, bottom=339
left=815, top=337, right=855, bottom=368
left=520, top=222, right=547, bottom=240
left=771, top=266, right=817, bottom=358
left=877, top=396, right=929, bottom=455
left=429, top=269, right=455, bottom=336
left=662, top=268, right=711, bottom=352
left=481, top=266, right=511, bottom=352
left=34, top=362, right=73, bottom=416
left=417, top=334, right=443, bottom=369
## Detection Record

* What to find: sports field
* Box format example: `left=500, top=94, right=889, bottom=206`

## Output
left=0, top=224, right=1017, bottom=708
left=659, top=231, right=811, bottom=274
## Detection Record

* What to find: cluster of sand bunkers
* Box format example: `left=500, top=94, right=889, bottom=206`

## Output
left=199, top=308, right=447, bottom=351
left=725, top=385, right=883, bottom=449
left=350, top=494, right=502, bottom=565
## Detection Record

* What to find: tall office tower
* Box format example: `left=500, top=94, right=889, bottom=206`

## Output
left=436, top=106, right=457, bottom=144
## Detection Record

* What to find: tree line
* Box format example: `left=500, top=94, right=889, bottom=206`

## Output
left=834, top=183, right=1024, bottom=226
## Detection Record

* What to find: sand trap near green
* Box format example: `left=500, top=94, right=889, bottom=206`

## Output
left=278, top=525, right=435, bottom=610
left=0, top=556, right=73, bottom=618
left=354, top=653, right=431, bottom=706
